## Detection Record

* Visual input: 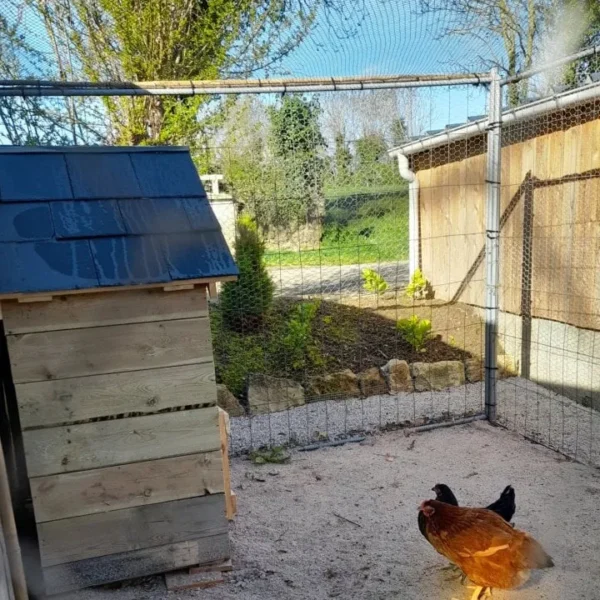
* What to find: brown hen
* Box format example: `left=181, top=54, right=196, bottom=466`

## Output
left=419, top=499, right=553, bottom=600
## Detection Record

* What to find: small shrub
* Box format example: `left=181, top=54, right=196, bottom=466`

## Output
left=362, top=268, right=388, bottom=295
left=218, top=333, right=267, bottom=397
left=282, top=300, right=323, bottom=370
left=397, top=315, right=433, bottom=352
left=220, top=214, right=274, bottom=331
left=405, top=268, right=429, bottom=299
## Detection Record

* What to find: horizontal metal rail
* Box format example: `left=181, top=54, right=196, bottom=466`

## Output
left=501, top=44, right=600, bottom=86
left=0, top=73, right=492, bottom=97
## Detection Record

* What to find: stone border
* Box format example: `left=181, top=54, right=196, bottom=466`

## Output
left=217, top=357, right=488, bottom=416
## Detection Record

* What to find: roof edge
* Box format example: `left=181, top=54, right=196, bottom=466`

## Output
left=0, top=145, right=191, bottom=154
left=389, top=80, right=600, bottom=157
left=0, top=275, right=238, bottom=302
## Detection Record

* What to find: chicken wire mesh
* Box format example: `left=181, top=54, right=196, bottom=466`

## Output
left=495, top=82, right=600, bottom=468
left=205, top=86, right=489, bottom=455
left=0, top=0, right=598, bottom=467
left=205, top=70, right=600, bottom=468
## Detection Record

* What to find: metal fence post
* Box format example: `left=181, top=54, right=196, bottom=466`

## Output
left=484, top=68, right=502, bottom=422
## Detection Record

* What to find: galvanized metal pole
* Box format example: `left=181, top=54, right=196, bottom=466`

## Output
left=484, top=68, right=502, bottom=422
left=0, top=73, right=493, bottom=97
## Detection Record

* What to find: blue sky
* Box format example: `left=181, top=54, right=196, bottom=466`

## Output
left=7, top=0, right=493, bottom=138
left=269, top=0, right=494, bottom=129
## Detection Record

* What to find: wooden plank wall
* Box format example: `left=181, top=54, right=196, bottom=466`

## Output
left=414, top=101, right=600, bottom=331
left=1, top=287, right=230, bottom=595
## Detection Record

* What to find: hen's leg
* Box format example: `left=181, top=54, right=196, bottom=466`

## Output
left=468, top=587, right=483, bottom=600
left=467, top=586, right=492, bottom=600
left=443, top=567, right=468, bottom=585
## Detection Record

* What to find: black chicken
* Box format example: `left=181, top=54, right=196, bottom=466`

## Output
left=433, top=483, right=516, bottom=523
left=485, top=485, right=517, bottom=523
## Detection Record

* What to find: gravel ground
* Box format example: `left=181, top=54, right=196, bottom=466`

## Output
left=497, top=378, right=600, bottom=467
left=62, top=420, right=600, bottom=600
left=229, top=383, right=486, bottom=454
left=228, top=378, right=600, bottom=469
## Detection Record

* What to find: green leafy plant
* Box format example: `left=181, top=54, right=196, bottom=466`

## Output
left=397, top=315, right=433, bottom=352
left=220, top=214, right=274, bottom=331
left=249, top=446, right=291, bottom=465
left=282, top=300, right=323, bottom=370
left=405, top=268, right=430, bottom=299
left=362, top=268, right=389, bottom=295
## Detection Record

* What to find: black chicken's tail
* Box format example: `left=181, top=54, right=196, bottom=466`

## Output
left=487, top=485, right=516, bottom=522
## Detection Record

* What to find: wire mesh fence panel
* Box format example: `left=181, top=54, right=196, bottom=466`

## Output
left=496, top=84, right=600, bottom=468
left=199, top=86, right=491, bottom=454
left=1, top=0, right=599, bottom=463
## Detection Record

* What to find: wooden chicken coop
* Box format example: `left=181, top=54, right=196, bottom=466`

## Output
left=0, top=146, right=238, bottom=595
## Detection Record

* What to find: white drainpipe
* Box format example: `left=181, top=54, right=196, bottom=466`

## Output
left=392, top=151, right=420, bottom=277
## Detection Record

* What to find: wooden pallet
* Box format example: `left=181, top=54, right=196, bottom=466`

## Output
left=189, top=559, right=233, bottom=575
left=165, top=560, right=232, bottom=591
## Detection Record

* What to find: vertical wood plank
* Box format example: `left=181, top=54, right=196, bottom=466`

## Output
left=218, top=409, right=235, bottom=521
left=0, top=519, right=15, bottom=600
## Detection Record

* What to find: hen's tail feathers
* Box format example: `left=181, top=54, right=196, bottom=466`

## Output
left=523, top=536, right=554, bottom=570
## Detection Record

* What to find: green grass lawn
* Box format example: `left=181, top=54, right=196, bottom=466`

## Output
left=264, top=186, right=409, bottom=267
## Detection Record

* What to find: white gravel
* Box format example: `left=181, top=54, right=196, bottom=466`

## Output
left=269, top=261, right=409, bottom=297
left=497, top=377, right=600, bottom=467
left=229, top=383, right=486, bottom=454
left=229, top=377, right=600, bottom=469
left=62, top=420, right=600, bottom=600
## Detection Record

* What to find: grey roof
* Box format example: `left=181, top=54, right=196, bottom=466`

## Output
left=0, top=146, right=238, bottom=295
left=389, top=79, right=600, bottom=158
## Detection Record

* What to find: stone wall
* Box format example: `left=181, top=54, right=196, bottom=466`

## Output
left=217, top=358, right=484, bottom=416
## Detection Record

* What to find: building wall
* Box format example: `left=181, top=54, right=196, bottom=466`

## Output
left=209, top=198, right=237, bottom=253
left=413, top=102, right=600, bottom=331
left=1, top=287, right=229, bottom=594
left=411, top=101, right=600, bottom=402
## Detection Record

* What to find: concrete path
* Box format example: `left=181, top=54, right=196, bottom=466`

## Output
left=268, top=260, right=409, bottom=297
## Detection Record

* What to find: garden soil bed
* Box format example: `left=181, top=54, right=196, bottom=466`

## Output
left=313, top=300, right=472, bottom=374
left=211, top=297, right=476, bottom=398
left=336, top=294, right=487, bottom=364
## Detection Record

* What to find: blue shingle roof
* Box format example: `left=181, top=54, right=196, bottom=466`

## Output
left=0, top=147, right=238, bottom=295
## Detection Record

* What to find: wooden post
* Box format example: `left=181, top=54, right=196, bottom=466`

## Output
left=0, top=517, right=15, bottom=600
left=218, top=409, right=235, bottom=520
left=0, top=439, right=27, bottom=599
